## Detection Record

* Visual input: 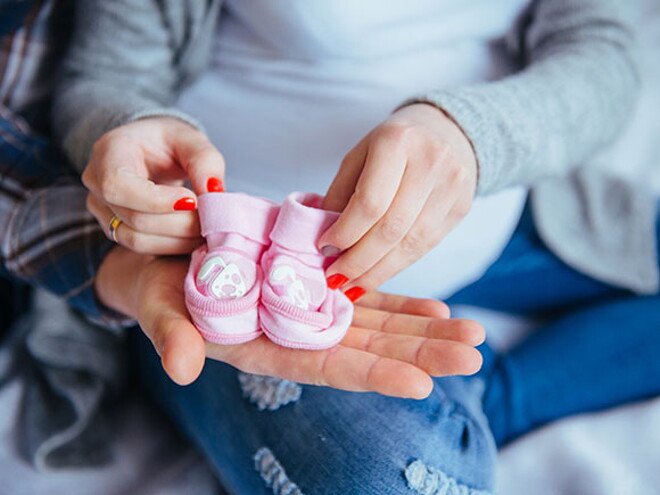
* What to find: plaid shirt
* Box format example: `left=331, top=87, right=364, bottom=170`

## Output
left=0, top=0, right=128, bottom=327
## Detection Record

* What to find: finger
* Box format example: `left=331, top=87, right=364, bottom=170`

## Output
left=110, top=203, right=201, bottom=238
left=352, top=305, right=484, bottom=345
left=356, top=291, right=451, bottom=319
left=324, top=150, right=437, bottom=281
left=323, top=137, right=369, bottom=213
left=83, top=144, right=198, bottom=213
left=159, top=314, right=207, bottom=385
left=209, top=337, right=434, bottom=399
left=169, top=128, right=226, bottom=195
left=87, top=194, right=203, bottom=255
left=340, top=326, right=483, bottom=376
left=136, top=258, right=206, bottom=385
left=318, top=135, right=407, bottom=254
left=347, top=191, right=465, bottom=292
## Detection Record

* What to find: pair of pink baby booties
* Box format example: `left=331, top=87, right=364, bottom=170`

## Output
left=184, top=192, right=353, bottom=350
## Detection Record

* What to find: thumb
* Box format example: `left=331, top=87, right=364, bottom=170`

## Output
left=137, top=259, right=207, bottom=385
left=159, top=317, right=207, bottom=385
left=171, top=128, right=226, bottom=195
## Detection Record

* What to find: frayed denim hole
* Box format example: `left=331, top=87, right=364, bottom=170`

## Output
left=254, top=447, right=304, bottom=495
left=238, top=373, right=302, bottom=411
left=405, top=459, right=492, bottom=495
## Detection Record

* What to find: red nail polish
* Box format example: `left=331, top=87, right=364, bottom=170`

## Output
left=344, top=286, right=366, bottom=303
left=207, top=177, right=224, bottom=193
left=173, top=197, right=196, bottom=211
left=326, top=273, right=349, bottom=290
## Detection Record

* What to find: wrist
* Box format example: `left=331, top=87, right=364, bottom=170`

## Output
left=95, top=246, right=154, bottom=319
left=393, top=102, right=478, bottom=189
left=125, top=110, right=203, bottom=135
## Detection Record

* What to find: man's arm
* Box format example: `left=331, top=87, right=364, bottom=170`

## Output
left=0, top=108, right=131, bottom=328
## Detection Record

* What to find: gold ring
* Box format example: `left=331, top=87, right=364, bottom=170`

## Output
left=108, top=215, right=122, bottom=243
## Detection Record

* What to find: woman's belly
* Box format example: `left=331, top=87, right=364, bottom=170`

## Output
left=178, top=72, right=525, bottom=299
left=177, top=8, right=528, bottom=299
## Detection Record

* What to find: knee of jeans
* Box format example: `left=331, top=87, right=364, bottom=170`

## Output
left=405, top=378, right=497, bottom=493
left=253, top=388, right=496, bottom=495
left=253, top=422, right=495, bottom=495
left=434, top=413, right=496, bottom=492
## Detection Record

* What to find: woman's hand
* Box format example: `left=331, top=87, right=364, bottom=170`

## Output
left=96, top=248, right=485, bottom=399
left=84, top=117, right=226, bottom=255
left=319, top=103, right=477, bottom=297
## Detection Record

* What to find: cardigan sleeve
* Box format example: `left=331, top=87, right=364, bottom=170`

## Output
left=52, top=0, right=219, bottom=171
left=401, top=0, right=640, bottom=195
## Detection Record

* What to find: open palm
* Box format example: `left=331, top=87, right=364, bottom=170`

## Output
left=136, top=256, right=485, bottom=399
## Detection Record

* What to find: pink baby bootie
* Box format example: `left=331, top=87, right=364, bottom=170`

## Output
left=185, top=192, right=279, bottom=344
left=259, top=192, right=354, bottom=350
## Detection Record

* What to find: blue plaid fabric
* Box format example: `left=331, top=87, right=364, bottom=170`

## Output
left=0, top=0, right=128, bottom=327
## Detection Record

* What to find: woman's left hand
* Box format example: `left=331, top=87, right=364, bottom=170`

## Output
left=319, top=103, right=477, bottom=296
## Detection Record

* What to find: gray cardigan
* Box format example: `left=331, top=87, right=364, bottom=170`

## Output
left=54, top=0, right=659, bottom=294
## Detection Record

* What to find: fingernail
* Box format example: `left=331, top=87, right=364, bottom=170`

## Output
left=173, top=197, right=196, bottom=211
left=326, top=273, right=349, bottom=290
left=344, top=286, right=366, bottom=303
left=207, top=177, right=224, bottom=193
left=321, top=245, right=340, bottom=257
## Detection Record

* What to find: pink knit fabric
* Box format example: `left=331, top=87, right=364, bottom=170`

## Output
left=259, top=192, right=353, bottom=350
left=185, top=192, right=279, bottom=344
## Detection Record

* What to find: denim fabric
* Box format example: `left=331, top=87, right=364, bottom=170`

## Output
left=133, top=331, right=497, bottom=495
left=451, top=203, right=660, bottom=446
left=133, top=203, right=659, bottom=493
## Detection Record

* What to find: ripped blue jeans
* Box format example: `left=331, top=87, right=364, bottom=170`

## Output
left=132, top=204, right=660, bottom=494
left=133, top=340, right=495, bottom=495
left=451, top=204, right=660, bottom=447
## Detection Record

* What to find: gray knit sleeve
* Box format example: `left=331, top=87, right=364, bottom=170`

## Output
left=403, top=0, right=640, bottom=195
left=52, top=0, right=214, bottom=172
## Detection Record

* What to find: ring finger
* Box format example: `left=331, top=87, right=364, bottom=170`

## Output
left=87, top=194, right=203, bottom=255
left=107, top=202, right=201, bottom=238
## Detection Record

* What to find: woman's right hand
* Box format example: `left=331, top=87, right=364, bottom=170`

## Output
left=84, top=117, right=226, bottom=255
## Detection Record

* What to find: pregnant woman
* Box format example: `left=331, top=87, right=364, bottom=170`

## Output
left=55, top=0, right=660, bottom=493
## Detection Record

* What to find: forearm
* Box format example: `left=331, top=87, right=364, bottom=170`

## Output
left=0, top=104, right=135, bottom=326
left=0, top=181, right=128, bottom=323
left=405, top=0, right=640, bottom=194
left=52, top=0, right=213, bottom=171
left=2, top=179, right=151, bottom=327
left=54, top=82, right=202, bottom=172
